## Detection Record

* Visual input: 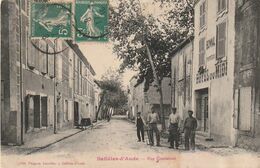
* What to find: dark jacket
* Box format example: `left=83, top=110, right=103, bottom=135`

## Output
left=183, top=116, right=197, bottom=131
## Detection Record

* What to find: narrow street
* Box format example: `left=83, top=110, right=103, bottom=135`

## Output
left=2, top=116, right=259, bottom=168
left=36, top=116, right=176, bottom=154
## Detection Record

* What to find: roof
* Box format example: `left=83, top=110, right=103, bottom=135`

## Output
left=170, top=36, right=194, bottom=58
left=66, top=40, right=96, bottom=76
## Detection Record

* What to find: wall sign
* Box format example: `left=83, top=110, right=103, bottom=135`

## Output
left=206, top=37, right=215, bottom=49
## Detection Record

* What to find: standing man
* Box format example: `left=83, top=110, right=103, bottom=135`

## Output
left=147, top=106, right=160, bottom=146
left=183, top=110, right=197, bottom=151
left=135, top=112, right=145, bottom=142
left=168, top=107, right=180, bottom=149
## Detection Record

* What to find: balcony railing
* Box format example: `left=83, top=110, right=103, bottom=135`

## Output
left=196, top=60, right=227, bottom=84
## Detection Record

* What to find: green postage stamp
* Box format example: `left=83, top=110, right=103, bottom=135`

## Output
left=30, top=2, right=72, bottom=39
left=75, top=0, right=109, bottom=42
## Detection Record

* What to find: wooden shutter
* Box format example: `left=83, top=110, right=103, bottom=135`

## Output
left=216, top=22, right=226, bottom=59
left=39, top=41, right=47, bottom=74
left=200, top=1, right=206, bottom=28
left=218, top=0, right=227, bottom=13
left=28, top=40, right=36, bottom=68
left=233, top=89, right=239, bottom=129
left=199, top=38, right=205, bottom=66
left=239, top=87, right=251, bottom=131
left=48, top=46, right=55, bottom=78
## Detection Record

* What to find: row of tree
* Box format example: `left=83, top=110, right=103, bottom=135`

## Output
left=95, top=68, right=128, bottom=121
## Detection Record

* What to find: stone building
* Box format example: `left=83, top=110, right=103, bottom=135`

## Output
left=193, top=0, right=236, bottom=146
left=171, top=37, right=194, bottom=126
left=1, top=0, right=96, bottom=145
left=128, top=76, right=171, bottom=123
left=193, top=0, right=260, bottom=150
left=233, top=0, right=260, bottom=151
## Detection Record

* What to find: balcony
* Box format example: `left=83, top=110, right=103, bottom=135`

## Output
left=196, top=60, right=227, bottom=84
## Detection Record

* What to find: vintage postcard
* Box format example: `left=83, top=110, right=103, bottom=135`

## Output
left=1, top=0, right=260, bottom=168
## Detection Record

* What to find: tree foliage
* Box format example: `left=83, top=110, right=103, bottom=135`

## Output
left=109, top=0, right=194, bottom=91
left=98, top=68, right=128, bottom=112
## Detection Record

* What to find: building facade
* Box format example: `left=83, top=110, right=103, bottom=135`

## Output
left=1, top=0, right=97, bottom=145
left=194, top=0, right=236, bottom=146
left=193, top=0, right=260, bottom=150
left=171, top=37, right=194, bottom=126
left=233, top=0, right=260, bottom=151
left=128, top=77, right=171, bottom=123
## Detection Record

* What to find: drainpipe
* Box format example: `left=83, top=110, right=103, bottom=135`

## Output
left=53, top=39, right=57, bottom=134
left=0, top=0, right=2, bottom=139
left=19, top=0, right=24, bottom=145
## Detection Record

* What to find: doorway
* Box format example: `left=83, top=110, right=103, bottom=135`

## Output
left=74, top=102, right=79, bottom=126
left=195, top=89, right=209, bottom=132
left=33, top=95, right=41, bottom=128
left=25, top=95, right=34, bottom=132
left=41, top=97, right=48, bottom=127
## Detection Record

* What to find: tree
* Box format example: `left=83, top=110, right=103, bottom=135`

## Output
left=109, top=0, right=194, bottom=130
left=95, top=68, right=128, bottom=120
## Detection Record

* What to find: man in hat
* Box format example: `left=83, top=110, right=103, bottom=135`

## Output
left=168, top=107, right=180, bottom=149
left=147, top=106, right=160, bottom=146
left=135, top=112, right=145, bottom=142
left=183, top=110, right=197, bottom=150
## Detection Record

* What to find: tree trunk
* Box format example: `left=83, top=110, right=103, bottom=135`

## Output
left=158, top=82, right=166, bottom=131
left=145, top=43, right=166, bottom=131
left=96, top=92, right=105, bottom=121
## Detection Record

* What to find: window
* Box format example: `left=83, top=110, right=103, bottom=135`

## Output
left=218, top=0, right=227, bottom=13
left=199, top=38, right=205, bottom=66
left=39, top=41, right=47, bottom=74
left=178, top=53, right=184, bottom=80
left=28, top=40, right=37, bottom=69
left=48, top=45, right=55, bottom=78
left=200, top=1, right=206, bottom=29
left=216, top=21, right=226, bottom=59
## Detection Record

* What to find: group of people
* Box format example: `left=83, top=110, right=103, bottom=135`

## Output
left=135, top=106, right=197, bottom=151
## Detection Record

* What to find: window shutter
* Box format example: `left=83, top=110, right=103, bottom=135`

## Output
left=200, top=1, right=206, bottom=29
left=199, top=38, right=205, bottom=66
left=218, top=0, right=221, bottom=12
left=216, top=22, right=226, bottom=59
left=239, top=87, right=251, bottom=131
left=233, top=89, right=239, bottom=129
left=222, top=0, right=226, bottom=10
left=48, top=46, right=55, bottom=78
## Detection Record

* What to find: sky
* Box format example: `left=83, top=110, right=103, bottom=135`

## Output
left=78, top=42, right=136, bottom=88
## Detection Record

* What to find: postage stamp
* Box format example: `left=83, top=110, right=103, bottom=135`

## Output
left=30, top=1, right=72, bottom=39
left=75, top=0, right=109, bottom=42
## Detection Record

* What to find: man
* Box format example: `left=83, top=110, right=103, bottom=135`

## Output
left=168, top=107, right=180, bottom=149
left=135, top=112, right=145, bottom=142
left=183, top=110, right=197, bottom=151
left=147, top=106, right=160, bottom=146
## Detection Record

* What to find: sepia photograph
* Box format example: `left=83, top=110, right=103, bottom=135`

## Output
left=1, top=0, right=260, bottom=168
